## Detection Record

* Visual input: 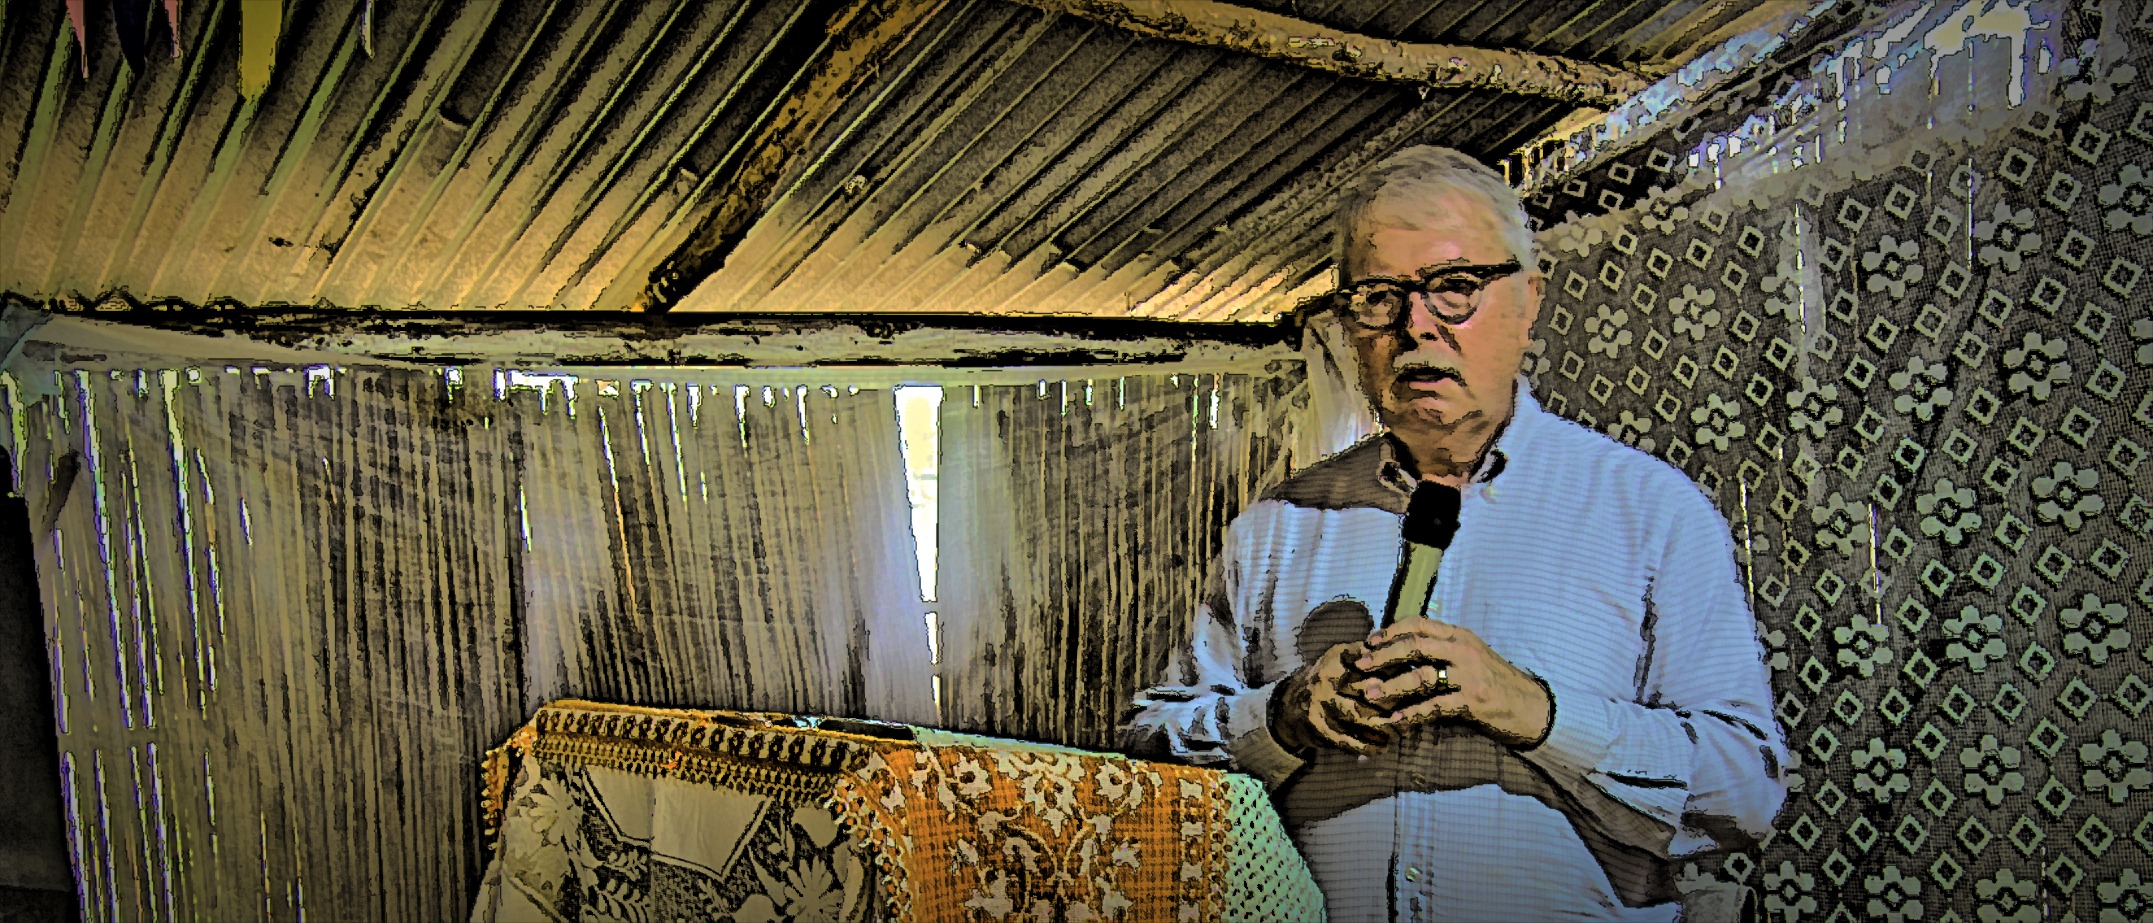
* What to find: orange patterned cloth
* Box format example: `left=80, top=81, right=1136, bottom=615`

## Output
left=832, top=740, right=1231, bottom=923
left=472, top=702, right=1318, bottom=922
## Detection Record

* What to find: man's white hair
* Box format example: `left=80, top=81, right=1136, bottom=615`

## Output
left=1334, top=145, right=1536, bottom=270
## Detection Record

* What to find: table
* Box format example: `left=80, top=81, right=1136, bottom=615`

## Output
left=471, top=700, right=1326, bottom=922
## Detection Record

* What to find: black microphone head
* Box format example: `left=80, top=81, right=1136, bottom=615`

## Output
left=1402, top=481, right=1462, bottom=548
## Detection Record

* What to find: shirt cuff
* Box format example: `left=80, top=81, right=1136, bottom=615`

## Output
left=1225, top=679, right=1308, bottom=789
left=1517, top=676, right=1619, bottom=783
left=1518, top=677, right=1689, bottom=842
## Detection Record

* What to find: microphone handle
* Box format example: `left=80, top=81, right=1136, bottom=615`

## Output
left=1381, top=541, right=1444, bottom=628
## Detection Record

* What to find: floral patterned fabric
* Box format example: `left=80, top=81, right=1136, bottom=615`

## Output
left=471, top=701, right=1322, bottom=923
left=474, top=754, right=875, bottom=923
left=833, top=742, right=1319, bottom=923
left=1520, top=2, right=2151, bottom=919
left=471, top=703, right=881, bottom=923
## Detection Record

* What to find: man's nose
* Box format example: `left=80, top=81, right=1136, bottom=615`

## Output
left=1399, top=293, right=1456, bottom=343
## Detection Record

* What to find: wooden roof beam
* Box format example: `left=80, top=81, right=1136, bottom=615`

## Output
left=616, top=0, right=957, bottom=314
left=1003, top=0, right=1660, bottom=107
left=1509, top=0, right=1833, bottom=195
left=3, top=298, right=1295, bottom=370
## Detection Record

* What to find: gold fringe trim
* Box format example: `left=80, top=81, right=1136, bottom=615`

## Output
left=478, top=722, right=541, bottom=847
left=480, top=699, right=899, bottom=827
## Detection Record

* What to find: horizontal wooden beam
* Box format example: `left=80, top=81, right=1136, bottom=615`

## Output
left=1006, top=0, right=1657, bottom=107
left=1509, top=0, right=1831, bottom=194
left=3, top=299, right=1298, bottom=371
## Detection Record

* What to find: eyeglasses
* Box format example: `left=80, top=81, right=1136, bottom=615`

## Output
left=1310, top=260, right=1524, bottom=330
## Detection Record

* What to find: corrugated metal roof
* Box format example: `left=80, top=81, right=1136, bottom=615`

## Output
left=0, top=0, right=1793, bottom=322
left=1134, top=0, right=1759, bottom=66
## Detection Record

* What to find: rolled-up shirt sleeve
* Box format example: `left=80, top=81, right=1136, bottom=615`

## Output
left=1518, top=485, right=1790, bottom=859
left=1122, top=528, right=1310, bottom=789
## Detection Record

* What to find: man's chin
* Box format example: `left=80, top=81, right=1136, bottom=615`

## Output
left=1383, top=394, right=1469, bottom=429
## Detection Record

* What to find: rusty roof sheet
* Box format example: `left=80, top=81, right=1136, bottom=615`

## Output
left=0, top=0, right=1806, bottom=322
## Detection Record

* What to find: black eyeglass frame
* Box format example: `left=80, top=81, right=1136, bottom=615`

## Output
left=1297, top=259, right=1526, bottom=331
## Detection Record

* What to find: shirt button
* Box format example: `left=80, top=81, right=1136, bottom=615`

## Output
left=1405, top=867, right=1422, bottom=882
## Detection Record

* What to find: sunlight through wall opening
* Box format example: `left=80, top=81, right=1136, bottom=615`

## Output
left=894, top=386, right=943, bottom=715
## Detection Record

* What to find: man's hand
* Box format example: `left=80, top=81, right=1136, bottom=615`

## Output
left=1352, top=618, right=1553, bottom=747
left=1272, top=642, right=1391, bottom=755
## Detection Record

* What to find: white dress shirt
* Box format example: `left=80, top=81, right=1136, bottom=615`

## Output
left=1125, top=381, right=1788, bottom=922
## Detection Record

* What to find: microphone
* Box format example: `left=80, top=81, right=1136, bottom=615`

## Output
left=1375, top=481, right=1463, bottom=903
left=1380, top=481, right=1461, bottom=628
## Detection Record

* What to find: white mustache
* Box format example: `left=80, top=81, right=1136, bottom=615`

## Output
left=1391, top=359, right=1460, bottom=380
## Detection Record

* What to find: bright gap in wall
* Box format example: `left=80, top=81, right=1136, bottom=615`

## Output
left=893, top=386, right=942, bottom=713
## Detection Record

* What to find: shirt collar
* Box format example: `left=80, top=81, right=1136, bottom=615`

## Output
left=1375, top=377, right=1539, bottom=493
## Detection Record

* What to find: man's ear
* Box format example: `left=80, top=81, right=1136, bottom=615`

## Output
left=1522, top=271, right=1545, bottom=329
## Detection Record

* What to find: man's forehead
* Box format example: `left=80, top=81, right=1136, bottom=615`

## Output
left=1345, top=212, right=1512, bottom=278
left=1357, top=188, right=1505, bottom=232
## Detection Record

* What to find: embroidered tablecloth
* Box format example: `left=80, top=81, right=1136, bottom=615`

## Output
left=470, top=700, right=1324, bottom=922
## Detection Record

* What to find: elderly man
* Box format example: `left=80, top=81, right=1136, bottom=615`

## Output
left=1125, top=146, right=1788, bottom=921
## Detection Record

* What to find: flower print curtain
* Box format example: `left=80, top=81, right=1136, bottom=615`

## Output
left=1523, top=2, right=2150, bottom=920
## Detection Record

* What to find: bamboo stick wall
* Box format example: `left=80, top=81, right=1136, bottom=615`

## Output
left=1, top=333, right=1305, bottom=919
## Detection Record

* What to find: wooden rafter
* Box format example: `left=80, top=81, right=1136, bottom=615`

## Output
left=616, top=0, right=957, bottom=314
left=1510, top=0, right=1827, bottom=194
left=1005, top=0, right=1659, bottom=107
left=5, top=298, right=1293, bottom=369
